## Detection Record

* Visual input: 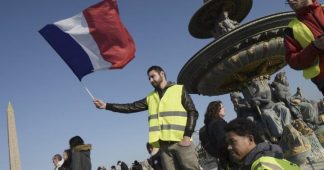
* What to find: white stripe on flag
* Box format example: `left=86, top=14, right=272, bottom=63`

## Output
left=54, top=13, right=111, bottom=71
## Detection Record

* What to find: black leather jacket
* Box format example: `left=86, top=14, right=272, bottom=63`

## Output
left=105, top=82, right=199, bottom=137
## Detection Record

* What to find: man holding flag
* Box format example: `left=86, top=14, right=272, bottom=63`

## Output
left=94, top=65, right=200, bottom=170
left=40, top=0, right=200, bottom=169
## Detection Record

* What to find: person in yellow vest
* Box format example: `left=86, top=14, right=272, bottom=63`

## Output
left=284, top=0, right=324, bottom=96
left=225, top=118, right=301, bottom=170
left=94, top=65, right=200, bottom=170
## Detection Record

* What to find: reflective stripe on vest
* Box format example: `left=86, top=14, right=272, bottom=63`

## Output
left=288, top=18, right=320, bottom=79
left=251, top=156, right=301, bottom=170
left=147, top=85, right=187, bottom=145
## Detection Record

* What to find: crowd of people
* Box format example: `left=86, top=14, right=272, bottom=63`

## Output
left=52, top=0, right=323, bottom=169
left=52, top=142, right=162, bottom=170
left=199, top=100, right=310, bottom=169
left=91, top=64, right=318, bottom=170
left=95, top=159, right=157, bottom=170
left=52, top=136, right=91, bottom=170
left=96, top=160, right=130, bottom=170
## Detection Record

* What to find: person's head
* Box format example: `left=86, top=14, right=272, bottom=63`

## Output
left=147, top=65, right=167, bottom=89
left=146, top=142, right=153, bottom=154
left=63, top=149, right=71, bottom=161
left=52, top=154, right=62, bottom=167
left=69, top=136, right=84, bottom=149
left=133, top=160, right=139, bottom=165
left=287, top=0, right=313, bottom=11
left=204, top=100, right=225, bottom=124
left=251, top=77, right=260, bottom=88
left=111, top=165, right=116, bottom=170
left=225, top=118, right=263, bottom=162
left=274, top=72, right=288, bottom=85
left=117, top=160, right=122, bottom=165
left=230, top=92, right=241, bottom=105
left=62, top=149, right=72, bottom=167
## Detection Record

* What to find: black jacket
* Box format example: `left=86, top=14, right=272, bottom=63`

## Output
left=148, top=150, right=163, bottom=170
left=207, top=118, right=227, bottom=157
left=120, top=162, right=128, bottom=170
left=71, top=144, right=92, bottom=170
left=105, top=82, right=199, bottom=137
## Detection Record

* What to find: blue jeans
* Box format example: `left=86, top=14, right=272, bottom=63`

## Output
left=159, top=141, right=200, bottom=170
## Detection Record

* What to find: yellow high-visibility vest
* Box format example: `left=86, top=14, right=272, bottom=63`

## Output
left=147, top=85, right=187, bottom=147
left=251, top=156, right=301, bottom=170
left=288, top=18, right=320, bottom=79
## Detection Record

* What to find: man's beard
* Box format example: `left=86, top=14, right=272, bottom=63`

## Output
left=151, top=78, right=163, bottom=89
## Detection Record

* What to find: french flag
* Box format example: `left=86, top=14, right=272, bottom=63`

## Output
left=39, top=0, right=136, bottom=81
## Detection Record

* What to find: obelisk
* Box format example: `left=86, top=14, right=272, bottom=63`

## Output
left=7, top=102, right=21, bottom=170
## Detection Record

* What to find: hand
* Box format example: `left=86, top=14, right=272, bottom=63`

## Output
left=313, top=36, right=324, bottom=50
left=178, top=136, right=191, bottom=147
left=93, top=99, right=106, bottom=109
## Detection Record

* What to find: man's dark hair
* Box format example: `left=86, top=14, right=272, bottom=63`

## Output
left=53, top=154, right=62, bottom=161
left=147, top=65, right=166, bottom=78
left=225, top=118, right=264, bottom=144
left=69, top=136, right=84, bottom=149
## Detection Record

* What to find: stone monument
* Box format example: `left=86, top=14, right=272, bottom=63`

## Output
left=179, top=0, right=324, bottom=167
left=7, top=102, right=22, bottom=170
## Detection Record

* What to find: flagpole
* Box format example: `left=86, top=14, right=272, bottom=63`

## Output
left=81, top=82, right=95, bottom=101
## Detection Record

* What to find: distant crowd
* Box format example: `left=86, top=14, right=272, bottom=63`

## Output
left=52, top=136, right=163, bottom=170
left=52, top=136, right=91, bottom=170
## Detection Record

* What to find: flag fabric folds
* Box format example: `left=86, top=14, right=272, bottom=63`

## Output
left=39, top=0, right=136, bottom=80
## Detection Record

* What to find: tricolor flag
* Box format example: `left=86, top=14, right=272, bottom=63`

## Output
left=39, top=0, right=136, bottom=81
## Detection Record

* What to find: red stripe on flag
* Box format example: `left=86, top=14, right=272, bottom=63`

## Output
left=83, top=0, right=135, bottom=69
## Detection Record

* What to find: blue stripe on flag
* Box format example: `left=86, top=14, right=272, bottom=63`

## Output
left=39, top=24, right=94, bottom=81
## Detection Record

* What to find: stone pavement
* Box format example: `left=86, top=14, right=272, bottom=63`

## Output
left=301, top=160, right=324, bottom=170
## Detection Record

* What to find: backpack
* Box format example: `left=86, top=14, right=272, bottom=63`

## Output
left=199, top=125, right=218, bottom=157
